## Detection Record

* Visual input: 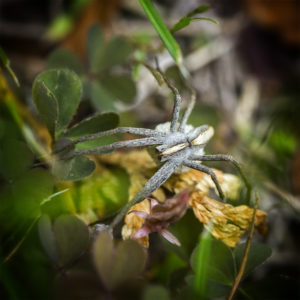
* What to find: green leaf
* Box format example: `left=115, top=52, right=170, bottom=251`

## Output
left=138, top=0, right=182, bottom=63
left=143, top=285, right=170, bottom=300
left=0, top=46, right=20, bottom=86
left=93, top=231, right=146, bottom=290
left=47, top=14, right=73, bottom=40
left=64, top=112, right=119, bottom=139
left=0, top=139, right=34, bottom=181
left=112, top=239, right=146, bottom=287
left=32, top=80, right=58, bottom=138
left=52, top=137, right=95, bottom=181
left=47, top=48, right=84, bottom=75
left=90, top=81, right=116, bottom=112
left=94, top=37, right=132, bottom=72
left=170, top=4, right=218, bottom=33
left=93, top=231, right=115, bottom=289
left=191, top=238, right=235, bottom=286
left=53, top=214, right=89, bottom=267
left=38, top=214, right=58, bottom=263
left=171, top=17, right=218, bottom=33
left=87, top=24, right=104, bottom=73
left=64, top=156, right=96, bottom=181
left=33, top=69, right=82, bottom=137
left=75, top=135, right=117, bottom=151
left=234, top=242, right=272, bottom=279
left=51, top=138, right=75, bottom=180
left=77, top=166, right=130, bottom=222
left=101, top=75, right=137, bottom=103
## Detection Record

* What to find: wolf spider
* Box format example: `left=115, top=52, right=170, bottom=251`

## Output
left=63, top=68, right=250, bottom=228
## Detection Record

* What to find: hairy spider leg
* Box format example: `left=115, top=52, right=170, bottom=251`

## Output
left=183, top=160, right=225, bottom=200
left=190, top=154, right=252, bottom=200
left=53, top=127, right=165, bottom=156
left=110, top=159, right=180, bottom=228
left=165, top=78, right=181, bottom=133
left=155, top=63, right=182, bottom=133
left=179, top=90, right=196, bottom=132
left=74, top=127, right=166, bottom=145
left=66, top=137, right=163, bottom=159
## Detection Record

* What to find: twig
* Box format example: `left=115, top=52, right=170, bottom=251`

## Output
left=227, top=193, right=259, bottom=300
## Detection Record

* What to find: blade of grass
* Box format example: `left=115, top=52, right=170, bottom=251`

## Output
left=194, top=227, right=212, bottom=297
left=138, top=0, right=182, bottom=63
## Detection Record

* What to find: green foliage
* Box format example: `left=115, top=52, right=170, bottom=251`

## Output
left=38, top=214, right=89, bottom=267
left=138, top=0, right=182, bottom=63
left=64, top=112, right=119, bottom=138
left=32, top=79, right=58, bottom=138
left=234, top=242, right=272, bottom=279
left=47, top=24, right=136, bottom=112
left=190, top=239, right=272, bottom=298
left=77, top=166, right=130, bottom=222
left=12, top=169, right=55, bottom=218
left=93, top=36, right=132, bottom=72
left=269, top=129, right=296, bottom=158
left=33, top=69, right=82, bottom=138
left=32, top=68, right=121, bottom=181
left=170, top=5, right=218, bottom=34
left=47, top=0, right=91, bottom=40
left=47, top=48, right=84, bottom=75
left=41, top=165, right=130, bottom=222
left=63, top=156, right=96, bottom=181
left=93, top=230, right=147, bottom=290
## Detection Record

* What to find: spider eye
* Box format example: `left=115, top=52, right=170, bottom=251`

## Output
left=191, top=126, right=214, bottom=146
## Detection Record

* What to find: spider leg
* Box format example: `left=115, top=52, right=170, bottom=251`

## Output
left=53, top=127, right=166, bottom=155
left=183, top=160, right=225, bottom=200
left=190, top=154, right=251, bottom=195
left=179, top=89, right=196, bottom=132
left=74, top=127, right=166, bottom=144
left=155, top=61, right=181, bottom=133
left=63, top=137, right=162, bottom=159
left=110, top=159, right=180, bottom=228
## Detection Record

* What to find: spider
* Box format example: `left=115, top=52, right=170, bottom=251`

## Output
left=61, top=67, right=250, bottom=229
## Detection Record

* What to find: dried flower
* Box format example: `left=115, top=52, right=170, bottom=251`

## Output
left=190, top=193, right=266, bottom=247
left=123, top=190, right=190, bottom=246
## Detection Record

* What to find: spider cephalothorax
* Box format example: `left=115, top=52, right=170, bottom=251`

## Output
left=59, top=68, right=250, bottom=228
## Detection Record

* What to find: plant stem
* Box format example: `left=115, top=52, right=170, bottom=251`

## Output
left=227, top=193, right=259, bottom=300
